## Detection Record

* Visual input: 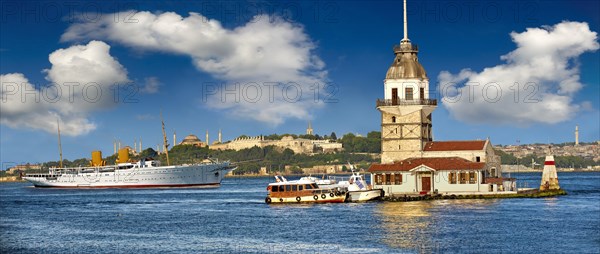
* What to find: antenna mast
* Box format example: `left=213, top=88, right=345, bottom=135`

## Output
left=57, top=119, right=63, bottom=168
left=403, top=0, right=409, bottom=42
left=160, top=112, right=170, bottom=166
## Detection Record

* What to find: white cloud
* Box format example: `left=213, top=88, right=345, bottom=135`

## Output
left=439, top=21, right=598, bottom=125
left=141, top=77, right=160, bottom=94
left=1, top=41, right=129, bottom=136
left=62, top=11, right=328, bottom=126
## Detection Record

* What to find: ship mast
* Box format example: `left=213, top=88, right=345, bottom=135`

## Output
left=57, top=119, right=63, bottom=168
left=160, top=112, right=170, bottom=166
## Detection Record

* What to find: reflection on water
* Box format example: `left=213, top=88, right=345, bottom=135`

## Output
left=375, top=199, right=499, bottom=252
left=375, top=201, right=434, bottom=251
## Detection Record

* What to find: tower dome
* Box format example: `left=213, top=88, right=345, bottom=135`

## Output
left=385, top=0, right=427, bottom=81
left=385, top=43, right=428, bottom=80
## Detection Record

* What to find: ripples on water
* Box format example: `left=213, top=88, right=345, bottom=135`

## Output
left=1, top=173, right=599, bottom=253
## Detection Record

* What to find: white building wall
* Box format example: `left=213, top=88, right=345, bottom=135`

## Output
left=371, top=172, right=416, bottom=194
left=433, top=171, right=483, bottom=193
left=384, top=79, right=430, bottom=100
left=372, top=170, right=496, bottom=195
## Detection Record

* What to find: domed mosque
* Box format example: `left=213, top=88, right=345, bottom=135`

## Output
left=179, top=134, right=206, bottom=147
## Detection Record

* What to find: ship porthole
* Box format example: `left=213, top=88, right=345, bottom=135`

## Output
left=279, top=198, right=284, bottom=202
left=296, top=197, right=301, bottom=202
left=329, top=193, right=334, bottom=197
left=321, top=194, right=326, bottom=199
left=313, top=195, right=318, bottom=200
left=265, top=197, right=272, bottom=204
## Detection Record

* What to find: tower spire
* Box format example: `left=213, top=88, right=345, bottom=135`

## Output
left=402, top=0, right=409, bottom=42
left=306, top=121, right=314, bottom=135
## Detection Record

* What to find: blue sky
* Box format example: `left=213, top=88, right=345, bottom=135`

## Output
left=1, top=0, right=599, bottom=167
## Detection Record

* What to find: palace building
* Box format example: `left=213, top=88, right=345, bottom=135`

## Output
left=368, top=0, right=515, bottom=195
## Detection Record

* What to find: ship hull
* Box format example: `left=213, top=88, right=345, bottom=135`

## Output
left=347, top=189, right=384, bottom=202
left=23, top=163, right=235, bottom=189
left=266, top=194, right=346, bottom=204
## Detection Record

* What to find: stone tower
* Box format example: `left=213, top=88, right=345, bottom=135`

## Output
left=575, top=125, right=579, bottom=146
left=306, top=121, right=314, bottom=135
left=377, top=0, right=437, bottom=164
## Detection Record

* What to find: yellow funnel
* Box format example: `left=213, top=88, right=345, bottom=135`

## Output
left=91, top=150, right=103, bottom=166
left=117, top=148, right=130, bottom=164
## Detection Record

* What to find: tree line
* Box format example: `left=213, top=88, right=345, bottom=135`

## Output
left=495, top=149, right=598, bottom=168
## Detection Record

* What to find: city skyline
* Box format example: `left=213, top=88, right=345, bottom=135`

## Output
left=1, top=0, right=599, bottom=166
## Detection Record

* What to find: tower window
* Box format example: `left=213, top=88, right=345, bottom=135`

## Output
left=476, top=156, right=481, bottom=162
left=391, top=116, right=396, bottom=123
left=405, top=87, right=413, bottom=100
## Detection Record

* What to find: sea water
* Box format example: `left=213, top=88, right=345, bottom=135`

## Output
left=1, top=172, right=599, bottom=253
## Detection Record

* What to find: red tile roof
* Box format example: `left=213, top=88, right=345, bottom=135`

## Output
left=423, top=140, right=486, bottom=151
left=368, top=157, right=486, bottom=172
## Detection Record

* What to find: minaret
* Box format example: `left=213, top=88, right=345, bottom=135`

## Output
left=218, top=129, right=222, bottom=143
left=377, top=0, right=437, bottom=163
left=134, top=139, right=137, bottom=153
left=575, top=125, right=579, bottom=146
left=173, top=131, right=177, bottom=146
left=139, top=139, right=142, bottom=152
left=306, top=121, right=314, bottom=135
left=113, top=140, right=117, bottom=154
left=206, top=130, right=209, bottom=145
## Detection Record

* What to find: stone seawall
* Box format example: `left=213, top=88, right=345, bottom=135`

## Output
left=382, top=189, right=567, bottom=202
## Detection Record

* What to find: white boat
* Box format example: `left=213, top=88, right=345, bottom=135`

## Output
left=299, top=170, right=384, bottom=202
left=265, top=175, right=346, bottom=204
left=311, top=167, right=384, bottom=202
left=23, top=158, right=236, bottom=188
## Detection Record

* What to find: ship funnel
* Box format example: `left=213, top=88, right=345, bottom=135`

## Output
left=91, top=150, right=106, bottom=166
left=117, top=148, right=130, bottom=164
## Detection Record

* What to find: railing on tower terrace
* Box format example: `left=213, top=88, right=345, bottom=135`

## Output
left=376, top=98, right=438, bottom=107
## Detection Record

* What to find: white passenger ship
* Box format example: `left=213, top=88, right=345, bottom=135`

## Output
left=24, top=117, right=236, bottom=188
left=23, top=157, right=236, bottom=188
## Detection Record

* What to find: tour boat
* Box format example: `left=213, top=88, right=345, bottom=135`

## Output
left=265, top=175, right=346, bottom=204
